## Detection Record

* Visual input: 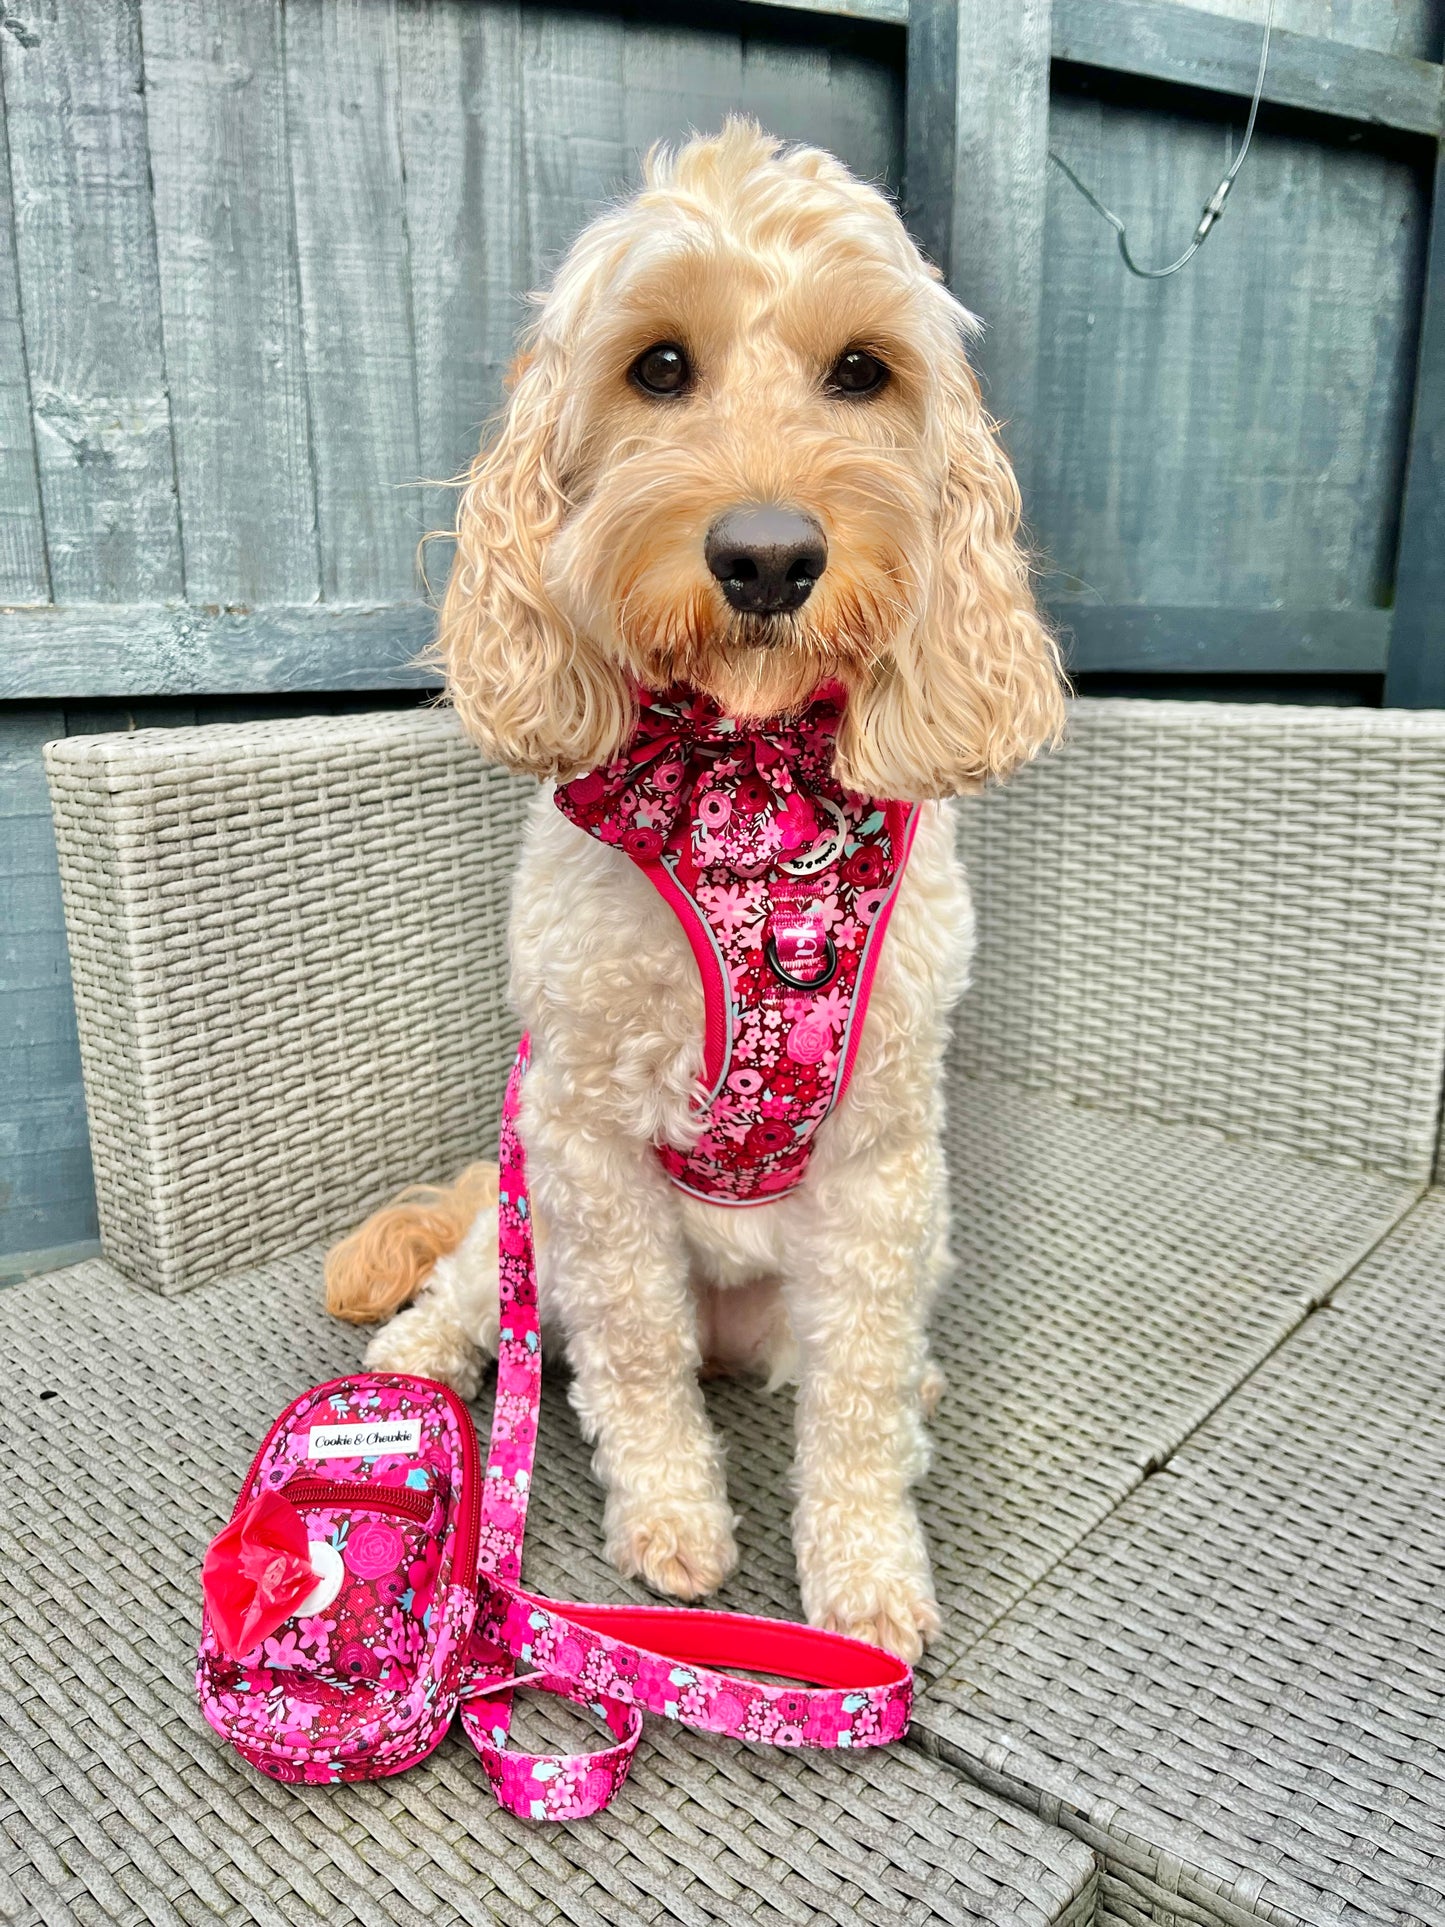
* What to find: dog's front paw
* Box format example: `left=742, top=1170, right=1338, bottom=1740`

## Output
left=799, top=1515, right=940, bottom=1663
left=363, top=1301, right=486, bottom=1400
left=606, top=1496, right=739, bottom=1602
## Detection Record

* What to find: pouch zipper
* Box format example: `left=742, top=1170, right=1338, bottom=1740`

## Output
left=440, top=1383, right=481, bottom=1585
left=284, top=1476, right=435, bottom=1522
left=230, top=1374, right=482, bottom=1588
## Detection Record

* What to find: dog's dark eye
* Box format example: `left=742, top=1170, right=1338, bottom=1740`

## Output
left=827, top=348, right=889, bottom=397
left=629, top=342, right=691, bottom=397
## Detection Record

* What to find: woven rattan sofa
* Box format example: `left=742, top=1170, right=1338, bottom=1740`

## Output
left=6, top=698, right=1445, bottom=1926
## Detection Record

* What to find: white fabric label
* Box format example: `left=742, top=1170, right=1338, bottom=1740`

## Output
left=307, top=1418, right=422, bottom=1459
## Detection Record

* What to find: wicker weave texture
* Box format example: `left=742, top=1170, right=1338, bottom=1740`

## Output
left=45, top=713, right=531, bottom=1297
left=955, top=700, right=1445, bottom=1181
left=0, top=1253, right=1097, bottom=1927
left=2, top=1094, right=1425, bottom=1919
left=0, top=1079, right=1418, bottom=1924
left=917, top=1189, right=1445, bottom=1927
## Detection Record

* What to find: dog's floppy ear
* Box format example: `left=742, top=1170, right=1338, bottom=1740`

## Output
left=438, top=344, right=632, bottom=778
left=837, top=334, right=1066, bottom=800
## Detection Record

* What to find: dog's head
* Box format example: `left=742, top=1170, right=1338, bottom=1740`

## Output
left=440, top=120, right=1065, bottom=799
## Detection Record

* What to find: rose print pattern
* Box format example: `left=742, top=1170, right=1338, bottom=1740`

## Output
left=556, top=683, right=919, bottom=1202
left=452, top=1042, right=912, bottom=1820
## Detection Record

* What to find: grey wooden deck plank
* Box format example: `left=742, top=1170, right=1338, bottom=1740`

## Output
left=140, top=0, right=318, bottom=604
left=285, top=0, right=422, bottom=604
left=0, top=0, right=183, bottom=603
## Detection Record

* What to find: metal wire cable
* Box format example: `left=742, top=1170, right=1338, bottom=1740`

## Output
left=1048, top=0, right=1276, bottom=279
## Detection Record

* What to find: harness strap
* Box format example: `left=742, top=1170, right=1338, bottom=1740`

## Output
left=458, top=1041, right=914, bottom=1821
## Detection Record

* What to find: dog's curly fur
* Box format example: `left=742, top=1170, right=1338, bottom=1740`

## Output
left=327, top=121, right=1065, bottom=1661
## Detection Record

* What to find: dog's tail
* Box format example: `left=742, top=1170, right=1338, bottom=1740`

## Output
left=325, top=1162, right=499, bottom=1324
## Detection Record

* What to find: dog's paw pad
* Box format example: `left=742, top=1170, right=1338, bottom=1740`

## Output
left=609, top=1502, right=738, bottom=1602
left=363, top=1311, right=484, bottom=1400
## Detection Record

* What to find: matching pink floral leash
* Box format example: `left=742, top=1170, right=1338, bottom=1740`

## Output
left=455, top=1038, right=914, bottom=1821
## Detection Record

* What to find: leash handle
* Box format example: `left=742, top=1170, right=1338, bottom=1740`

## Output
left=471, top=1039, right=912, bottom=1820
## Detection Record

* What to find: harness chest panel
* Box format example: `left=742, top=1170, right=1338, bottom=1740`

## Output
left=556, top=686, right=918, bottom=1205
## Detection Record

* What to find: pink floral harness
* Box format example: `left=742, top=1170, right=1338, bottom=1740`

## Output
left=556, top=684, right=919, bottom=1202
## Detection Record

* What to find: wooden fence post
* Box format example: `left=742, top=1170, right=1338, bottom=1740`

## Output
left=904, top=0, right=1054, bottom=497
left=1385, top=144, right=1445, bottom=709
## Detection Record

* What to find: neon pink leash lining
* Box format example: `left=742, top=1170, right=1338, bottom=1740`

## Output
left=456, top=1038, right=914, bottom=1821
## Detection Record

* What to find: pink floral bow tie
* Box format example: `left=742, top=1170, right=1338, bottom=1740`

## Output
left=556, top=683, right=846, bottom=877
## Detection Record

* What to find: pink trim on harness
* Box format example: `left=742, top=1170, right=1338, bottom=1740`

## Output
left=556, top=684, right=919, bottom=1204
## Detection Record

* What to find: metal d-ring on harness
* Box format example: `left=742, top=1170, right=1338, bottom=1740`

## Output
left=765, top=930, right=839, bottom=990
left=1049, top=0, right=1276, bottom=280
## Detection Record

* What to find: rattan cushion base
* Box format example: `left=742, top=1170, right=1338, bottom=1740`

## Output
left=2, top=1075, right=1420, bottom=1925
left=915, top=1190, right=1445, bottom=1927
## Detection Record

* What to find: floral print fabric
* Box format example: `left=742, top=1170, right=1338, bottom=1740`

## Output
left=555, top=683, right=918, bottom=1203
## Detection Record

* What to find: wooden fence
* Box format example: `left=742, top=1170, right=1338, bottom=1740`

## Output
left=4, top=0, right=1442, bottom=1269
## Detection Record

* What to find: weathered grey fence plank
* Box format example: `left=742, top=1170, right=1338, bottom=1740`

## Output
left=747, top=0, right=908, bottom=26
left=1035, top=88, right=1424, bottom=611
left=0, top=59, right=48, bottom=603
left=905, top=0, right=1054, bottom=495
left=0, top=604, right=436, bottom=701
left=1053, top=0, right=1444, bottom=136
left=1, top=1, right=182, bottom=604
left=734, top=27, right=901, bottom=184
left=396, top=0, right=530, bottom=548
left=0, top=597, right=1387, bottom=696
left=521, top=8, right=629, bottom=269
left=749, top=0, right=1443, bottom=132
left=1181, top=0, right=1441, bottom=63
left=285, top=0, right=422, bottom=603
left=1385, top=145, right=1445, bottom=707
left=1058, top=601, right=1390, bottom=672
left=140, top=0, right=318, bottom=604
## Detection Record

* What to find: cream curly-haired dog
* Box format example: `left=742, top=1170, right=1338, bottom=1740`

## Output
left=327, top=121, right=1063, bottom=1661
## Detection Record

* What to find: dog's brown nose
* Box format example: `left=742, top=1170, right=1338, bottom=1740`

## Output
left=705, top=505, right=826, bottom=617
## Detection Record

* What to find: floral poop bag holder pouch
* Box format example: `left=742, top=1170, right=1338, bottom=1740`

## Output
left=197, top=1043, right=913, bottom=1821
